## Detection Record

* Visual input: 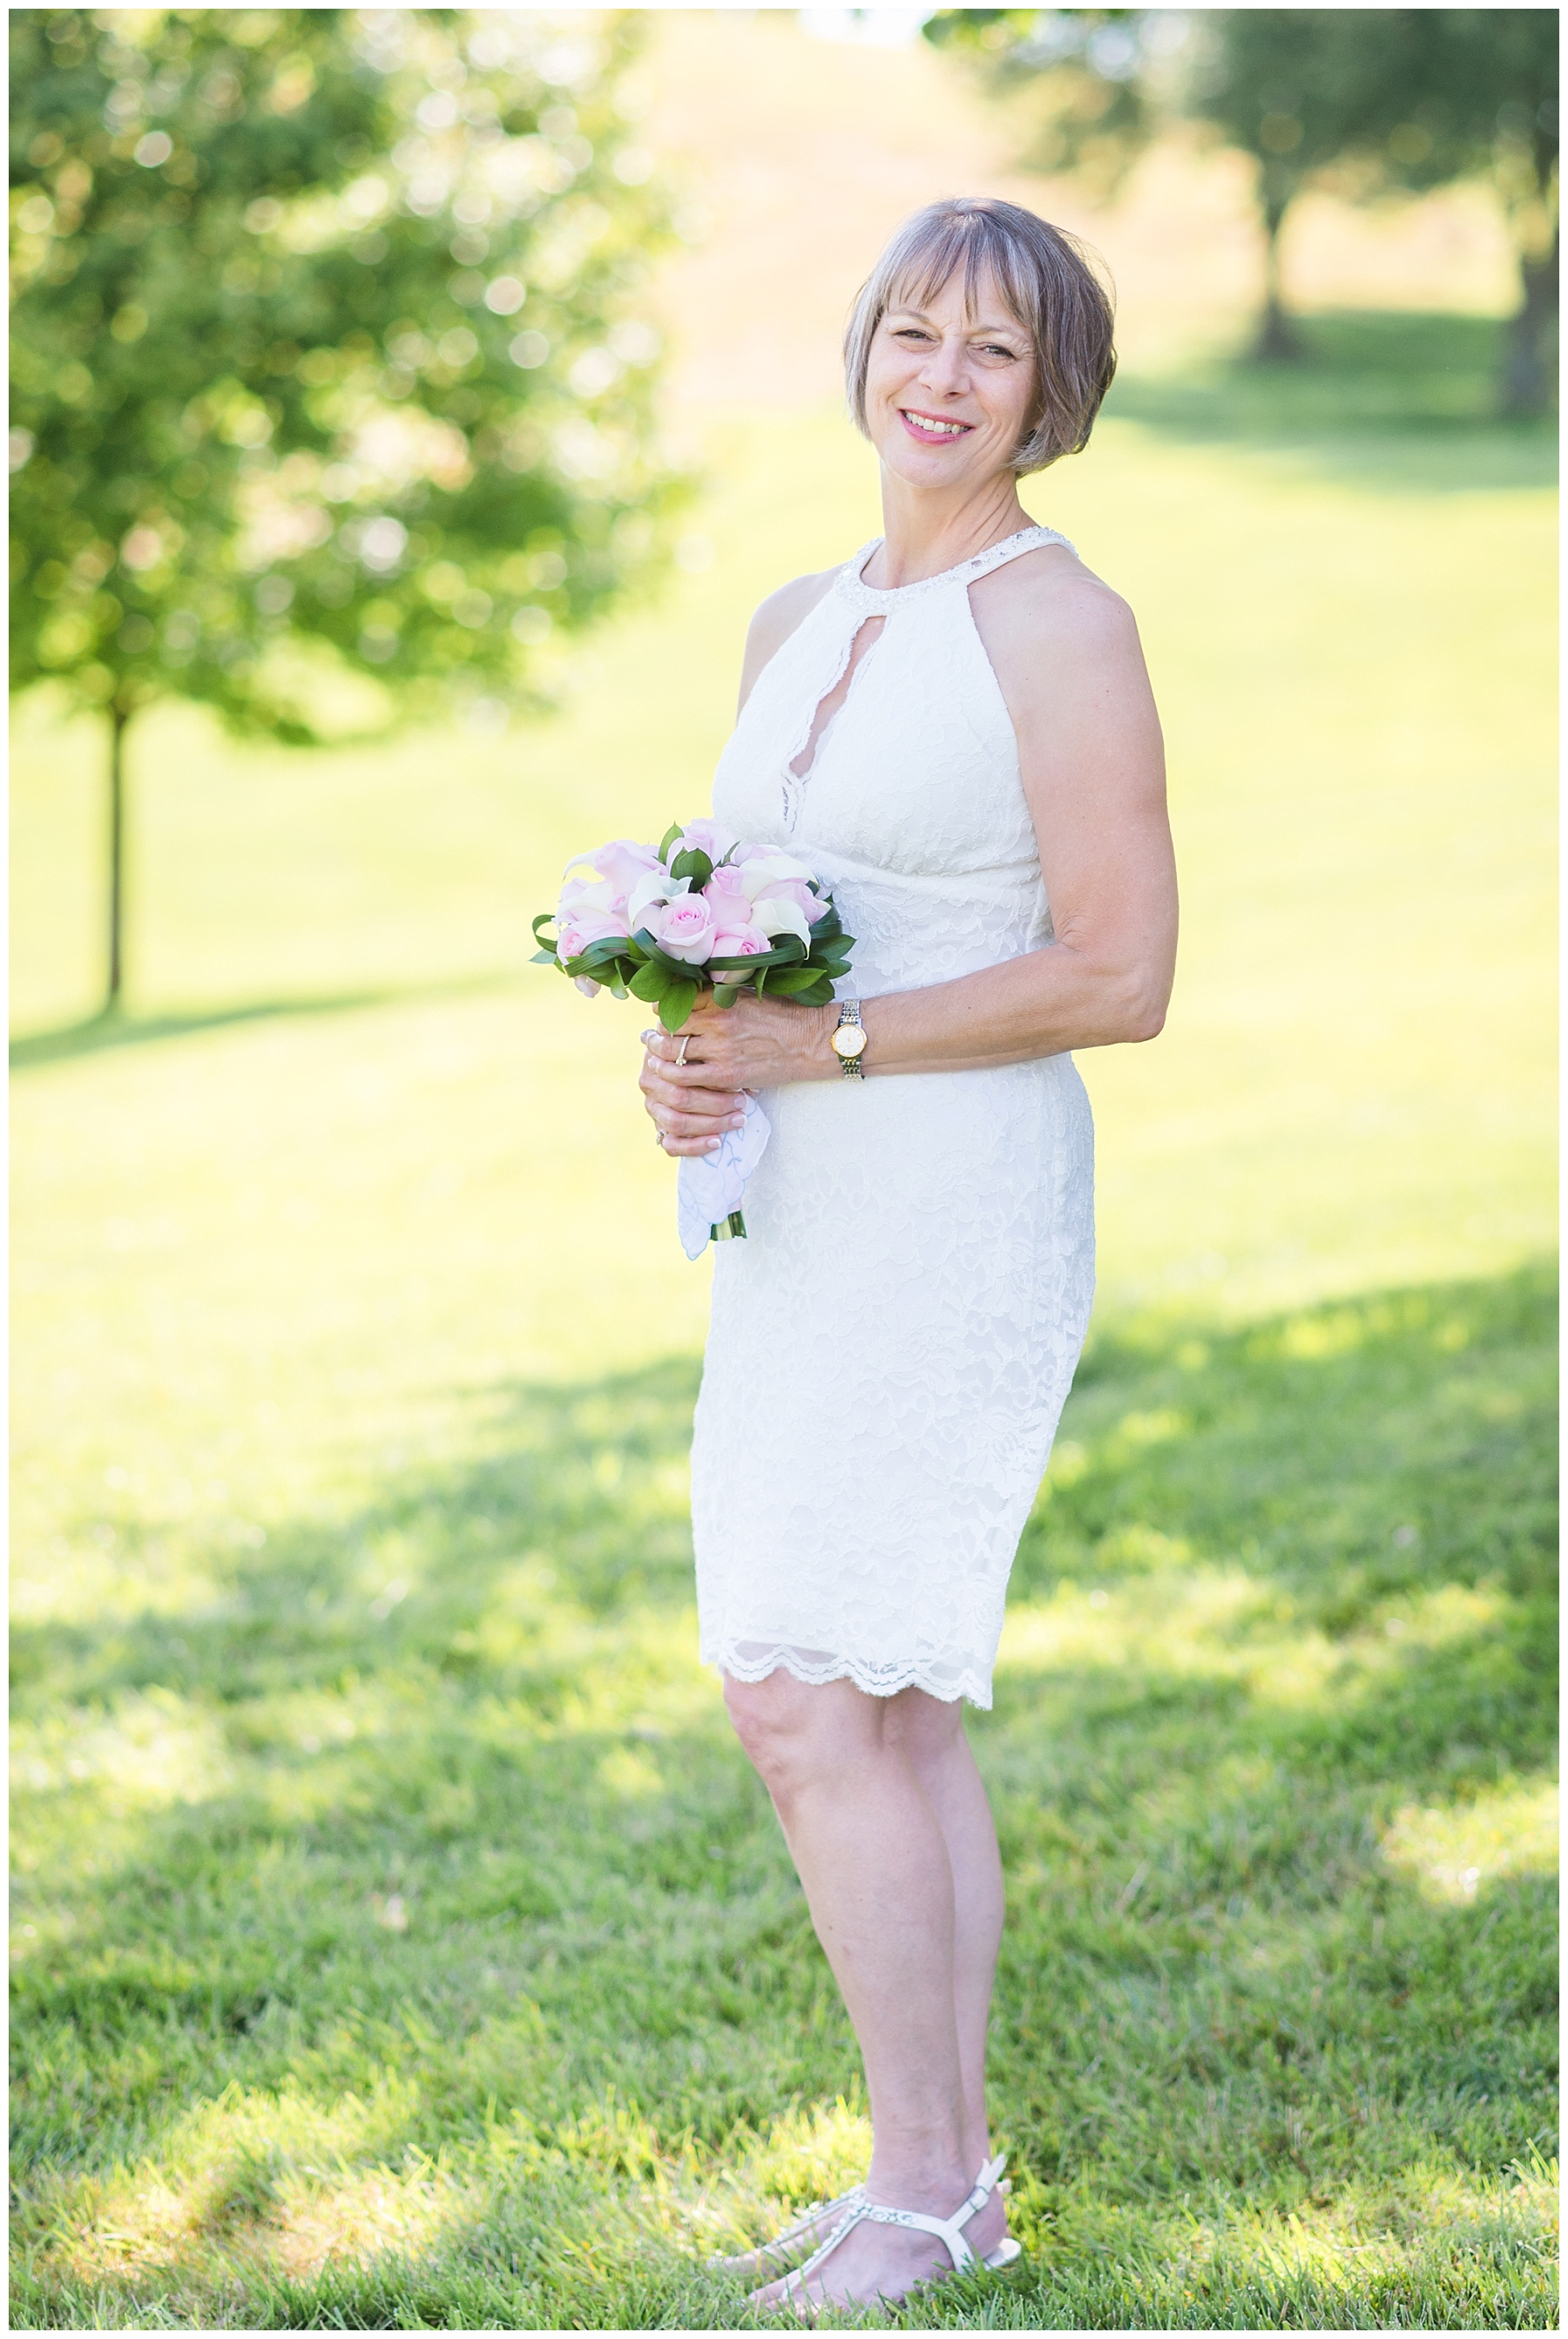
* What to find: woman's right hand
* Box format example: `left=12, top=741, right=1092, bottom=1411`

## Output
left=638, top=1026, right=747, bottom=1157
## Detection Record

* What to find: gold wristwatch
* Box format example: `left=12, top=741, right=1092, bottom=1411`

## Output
left=830, top=999, right=868, bottom=1078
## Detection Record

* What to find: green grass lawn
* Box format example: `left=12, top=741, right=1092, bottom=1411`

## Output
left=10, top=328, right=1558, bottom=2329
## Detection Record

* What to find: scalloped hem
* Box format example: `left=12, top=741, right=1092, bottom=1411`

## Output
left=706, top=1640, right=993, bottom=1711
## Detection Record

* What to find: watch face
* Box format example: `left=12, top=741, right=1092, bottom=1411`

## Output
left=832, top=1024, right=868, bottom=1058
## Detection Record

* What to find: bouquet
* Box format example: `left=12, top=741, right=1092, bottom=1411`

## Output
left=532, top=819, right=855, bottom=1256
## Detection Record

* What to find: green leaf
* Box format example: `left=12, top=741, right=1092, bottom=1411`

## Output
left=531, top=948, right=559, bottom=965
left=658, top=821, right=684, bottom=862
left=713, top=985, right=740, bottom=1008
left=628, top=962, right=669, bottom=1003
left=632, top=928, right=686, bottom=978
left=792, top=977, right=836, bottom=1005
left=769, top=966, right=828, bottom=996
left=658, top=978, right=700, bottom=1034
left=670, top=847, right=713, bottom=889
left=531, top=912, right=558, bottom=945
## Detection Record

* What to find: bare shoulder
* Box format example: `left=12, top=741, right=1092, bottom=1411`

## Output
left=737, top=564, right=841, bottom=711
left=747, top=565, right=839, bottom=660
left=969, top=541, right=1145, bottom=678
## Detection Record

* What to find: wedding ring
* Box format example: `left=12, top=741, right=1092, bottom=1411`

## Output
left=655, top=1127, right=666, bottom=1150
left=675, top=1037, right=691, bottom=1068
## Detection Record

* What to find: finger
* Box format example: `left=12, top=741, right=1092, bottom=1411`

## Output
left=640, top=1037, right=707, bottom=1080
left=656, top=1100, right=746, bottom=1142
left=659, top=1113, right=734, bottom=1151
left=652, top=1100, right=745, bottom=1136
left=642, top=1067, right=743, bottom=1115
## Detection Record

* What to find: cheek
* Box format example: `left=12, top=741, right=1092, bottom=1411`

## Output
left=1003, top=366, right=1037, bottom=437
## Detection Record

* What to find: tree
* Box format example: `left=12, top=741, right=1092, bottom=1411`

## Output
left=10, top=8, right=686, bottom=1014
left=923, top=10, right=1558, bottom=400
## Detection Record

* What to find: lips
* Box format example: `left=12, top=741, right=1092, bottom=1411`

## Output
left=899, top=408, right=974, bottom=443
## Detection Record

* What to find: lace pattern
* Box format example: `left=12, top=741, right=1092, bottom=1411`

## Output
left=692, top=527, right=1094, bottom=1708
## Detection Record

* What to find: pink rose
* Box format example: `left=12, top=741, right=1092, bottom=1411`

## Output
left=642, top=890, right=719, bottom=964
left=670, top=818, right=737, bottom=866
left=557, top=902, right=630, bottom=959
left=711, top=925, right=769, bottom=962
left=703, top=864, right=752, bottom=913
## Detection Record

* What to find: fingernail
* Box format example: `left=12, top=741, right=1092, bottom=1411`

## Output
left=728, top=1115, right=744, bottom=1128
left=706, top=1139, right=720, bottom=1151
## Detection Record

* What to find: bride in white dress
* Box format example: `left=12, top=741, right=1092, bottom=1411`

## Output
left=639, top=197, right=1177, bottom=2314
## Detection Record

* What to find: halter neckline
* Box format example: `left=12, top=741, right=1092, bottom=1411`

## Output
left=839, top=523, right=1074, bottom=610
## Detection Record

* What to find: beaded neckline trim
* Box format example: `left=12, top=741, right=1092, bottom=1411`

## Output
left=839, top=523, right=1074, bottom=607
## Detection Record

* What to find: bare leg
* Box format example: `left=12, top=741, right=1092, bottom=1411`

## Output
left=889, top=1690, right=1005, bottom=2170
left=723, top=1670, right=1007, bottom=2307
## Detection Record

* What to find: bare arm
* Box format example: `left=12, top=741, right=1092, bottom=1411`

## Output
left=641, top=551, right=1176, bottom=1150
left=852, top=554, right=1176, bottom=1071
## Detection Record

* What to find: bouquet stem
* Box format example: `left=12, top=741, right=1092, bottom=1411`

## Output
left=711, top=1211, right=747, bottom=1243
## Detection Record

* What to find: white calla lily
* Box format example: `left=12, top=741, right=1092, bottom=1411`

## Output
left=751, top=894, right=812, bottom=945
left=626, top=868, right=686, bottom=932
left=739, top=853, right=816, bottom=899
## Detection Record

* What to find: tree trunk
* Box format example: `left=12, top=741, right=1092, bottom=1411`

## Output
left=1500, top=226, right=1559, bottom=419
left=1253, top=187, right=1304, bottom=362
left=106, top=698, right=130, bottom=1015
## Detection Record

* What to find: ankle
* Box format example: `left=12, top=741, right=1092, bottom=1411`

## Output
left=865, top=2151, right=971, bottom=2214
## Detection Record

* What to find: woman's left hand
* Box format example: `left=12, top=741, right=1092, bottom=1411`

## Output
left=640, top=991, right=835, bottom=1127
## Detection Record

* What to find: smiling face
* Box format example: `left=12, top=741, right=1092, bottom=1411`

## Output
left=862, top=265, right=1038, bottom=490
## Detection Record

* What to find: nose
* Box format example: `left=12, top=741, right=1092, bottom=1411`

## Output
left=918, top=331, right=971, bottom=399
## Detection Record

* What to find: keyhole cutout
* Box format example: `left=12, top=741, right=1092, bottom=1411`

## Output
left=789, top=616, right=885, bottom=782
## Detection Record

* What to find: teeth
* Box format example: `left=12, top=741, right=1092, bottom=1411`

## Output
left=905, top=411, right=968, bottom=436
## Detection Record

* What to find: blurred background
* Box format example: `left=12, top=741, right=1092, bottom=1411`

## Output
left=10, top=10, right=1558, bottom=2330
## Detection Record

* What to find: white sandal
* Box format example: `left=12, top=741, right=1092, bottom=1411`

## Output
left=760, top=2153, right=1021, bottom=2315
left=707, top=2184, right=867, bottom=2278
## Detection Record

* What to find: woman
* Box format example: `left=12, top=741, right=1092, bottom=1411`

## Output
left=639, top=196, right=1177, bottom=2315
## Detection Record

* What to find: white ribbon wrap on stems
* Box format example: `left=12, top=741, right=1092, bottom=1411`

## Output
left=676, top=1092, right=771, bottom=1261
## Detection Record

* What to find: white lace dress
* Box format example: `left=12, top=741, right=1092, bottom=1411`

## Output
left=690, top=526, right=1096, bottom=1708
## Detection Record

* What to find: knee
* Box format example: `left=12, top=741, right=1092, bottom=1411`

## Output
left=722, top=1671, right=850, bottom=1808
left=888, top=1687, right=967, bottom=1781
left=723, top=1673, right=803, bottom=1797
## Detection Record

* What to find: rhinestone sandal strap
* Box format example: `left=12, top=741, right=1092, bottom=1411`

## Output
left=774, top=2158, right=1010, bottom=2299
left=862, top=2200, right=976, bottom=2273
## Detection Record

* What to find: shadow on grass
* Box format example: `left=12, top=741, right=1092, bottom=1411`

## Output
left=10, top=1262, right=1558, bottom=2329
left=1105, top=310, right=1558, bottom=494
left=9, top=969, right=524, bottom=1072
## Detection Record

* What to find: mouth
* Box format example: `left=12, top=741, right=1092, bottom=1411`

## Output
left=898, top=407, right=975, bottom=444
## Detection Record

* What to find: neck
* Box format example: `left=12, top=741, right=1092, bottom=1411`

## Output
left=871, top=468, right=1032, bottom=589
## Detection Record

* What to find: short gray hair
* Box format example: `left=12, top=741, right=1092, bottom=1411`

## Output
left=843, top=197, right=1117, bottom=475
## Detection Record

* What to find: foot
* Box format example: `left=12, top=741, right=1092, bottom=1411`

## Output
left=710, top=2189, right=864, bottom=2279
left=748, top=2178, right=1009, bottom=2316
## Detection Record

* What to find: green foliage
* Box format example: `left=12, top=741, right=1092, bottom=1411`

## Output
left=923, top=10, right=1559, bottom=397
left=923, top=10, right=1166, bottom=198
left=9, top=1268, right=1558, bottom=2327
left=9, top=6, right=688, bottom=739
